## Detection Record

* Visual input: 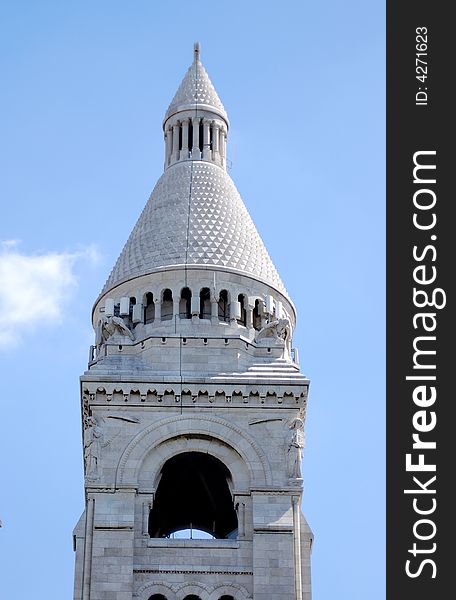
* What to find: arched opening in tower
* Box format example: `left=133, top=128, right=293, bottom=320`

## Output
left=148, top=595, right=167, bottom=600
left=148, top=451, right=238, bottom=539
left=161, top=289, right=173, bottom=321
left=253, top=299, right=263, bottom=330
left=218, top=289, right=229, bottom=322
left=180, top=287, right=192, bottom=319
left=199, top=287, right=211, bottom=319
left=237, top=294, right=247, bottom=327
left=144, top=292, right=155, bottom=324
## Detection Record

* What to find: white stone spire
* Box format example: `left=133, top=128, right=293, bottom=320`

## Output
left=164, top=42, right=228, bottom=124
left=100, top=44, right=288, bottom=302
left=163, top=43, right=228, bottom=169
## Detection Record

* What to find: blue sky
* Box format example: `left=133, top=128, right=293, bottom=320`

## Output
left=0, top=2, right=384, bottom=598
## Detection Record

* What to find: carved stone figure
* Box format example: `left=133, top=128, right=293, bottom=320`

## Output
left=98, top=315, right=135, bottom=344
left=255, top=318, right=291, bottom=344
left=84, top=416, right=103, bottom=480
left=287, top=417, right=305, bottom=479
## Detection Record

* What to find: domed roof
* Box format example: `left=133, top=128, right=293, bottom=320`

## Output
left=164, top=44, right=228, bottom=124
left=101, top=161, right=287, bottom=296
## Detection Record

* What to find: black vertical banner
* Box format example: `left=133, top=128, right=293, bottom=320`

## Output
left=387, top=3, right=454, bottom=599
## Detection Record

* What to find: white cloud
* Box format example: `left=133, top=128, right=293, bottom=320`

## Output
left=0, top=242, right=99, bottom=348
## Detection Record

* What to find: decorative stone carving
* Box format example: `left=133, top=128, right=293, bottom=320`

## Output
left=98, top=315, right=135, bottom=344
left=84, top=416, right=103, bottom=481
left=255, top=318, right=291, bottom=345
left=287, top=417, right=305, bottom=479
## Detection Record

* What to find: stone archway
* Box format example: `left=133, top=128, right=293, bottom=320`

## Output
left=116, top=414, right=272, bottom=488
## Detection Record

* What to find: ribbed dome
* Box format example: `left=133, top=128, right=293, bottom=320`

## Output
left=101, top=162, right=286, bottom=296
left=164, top=57, right=228, bottom=123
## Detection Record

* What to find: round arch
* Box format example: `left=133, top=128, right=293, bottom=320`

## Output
left=175, top=582, right=210, bottom=600
left=136, top=581, right=177, bottom=600
left=139, top=435, right=249, bottom=492
left=116, top=414, right=272, bottom=488
left=208, top=584, right=252, bottom=600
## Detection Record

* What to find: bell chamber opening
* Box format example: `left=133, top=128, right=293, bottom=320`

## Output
left=148, top=451, right=238, bottom=539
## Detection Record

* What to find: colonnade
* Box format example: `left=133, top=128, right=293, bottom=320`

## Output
left=164, top=117, right=227, bottom=168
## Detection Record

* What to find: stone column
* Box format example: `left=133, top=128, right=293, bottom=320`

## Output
left=180, top=119, right=189, bottom=160
left=173, top=298, right=180, bottom=321
left=142, top=497, right=153, bottom=536
left=212, top=121, right=220, bottom=163
left=292, top=495, right=303, bottom=600
left=246, top=304, right=254, bottom=330
left=165, top=127, right=172, bottom=168
left=234, top=496, right=246, bottom=538
left=220, top=127, right=226, bottom=167
left=82, top=495, right=95, bottom=600
left=203, top=119, right=211, bottom=159
left=192, top=116, right=201, bottom=159
left=154, top=298, right=161, bottom=322
left=211, top=294, right=219, bottom=324
left=172, top=122, right=180, bottom=163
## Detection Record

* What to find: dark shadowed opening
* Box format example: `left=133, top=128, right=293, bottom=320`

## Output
left=144, top=293, right=155, bottom=324
left=162, top=289, right=173, bottom=321
left=148, top=595, right=167, bottom=600
left=149, top=451, right=238, bottom=539
left=188, top=121, right=193, bottom=153
left=237, top=294, right=247, bottom=327
left=199, top=287, right=211, bottom=319
left=218, top=289, right=229, bottom=322
left=253, top=299, right=262, bottom=330
left=180, top=287, right=192, bottom=319
left=199, top=121, right=204, bottom=152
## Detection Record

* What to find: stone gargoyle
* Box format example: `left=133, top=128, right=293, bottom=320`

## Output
left=255, top=318, right=291, bottom=346
left=97, top=315, right=135, bottom=345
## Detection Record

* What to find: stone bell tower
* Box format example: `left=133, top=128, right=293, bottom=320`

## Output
left=73, top=43, right=312, bottom=600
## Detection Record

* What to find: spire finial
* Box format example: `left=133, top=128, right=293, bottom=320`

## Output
left=194, top=41, right=200, bottom=62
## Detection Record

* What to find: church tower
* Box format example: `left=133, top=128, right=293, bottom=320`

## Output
left=73, top=44, right=312, bottom=600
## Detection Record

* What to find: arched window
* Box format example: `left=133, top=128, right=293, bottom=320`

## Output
left=148, top=595, right=167, bottom=600
left=161, top=289, right=173, bottom=321
left=219, top=596, right=235, bottom=600
left=218, top=290, right=229, bottom=322
left=184, top=596, right=201, bottom=600
left=253, top=299, right=262, bottom=330
left=149, top=452, right=238, bottom=539
left=199, top=287, right=211, bottom=319
left=144, top=293, right=155, bottom=324
left=180, top=287, right=192, bottom=319
left=237, top=294, right=247, bottom=327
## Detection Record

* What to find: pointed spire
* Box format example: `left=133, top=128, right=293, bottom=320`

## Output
left=164, top=44, right=228, bottom=124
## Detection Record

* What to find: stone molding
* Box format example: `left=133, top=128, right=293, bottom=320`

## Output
left=116, top=413, right=273, bottom=487
left=83, top=384, right=307, bottom=406
left=139, top=435, right=250, bottom=491
left=135, top=578, right=252, bottom=600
